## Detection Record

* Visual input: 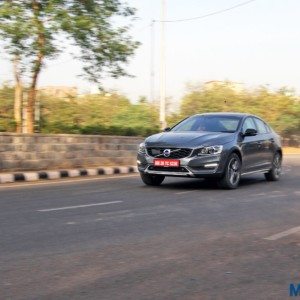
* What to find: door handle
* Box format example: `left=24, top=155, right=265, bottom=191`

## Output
left=270, top=138, right=275, bottom=143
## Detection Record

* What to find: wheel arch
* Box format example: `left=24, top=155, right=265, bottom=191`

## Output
left=276, top=148, right=283, bottom=158
left=229, top=147, right=243, bottom=163
left=219, top=147, right=243, bottom=177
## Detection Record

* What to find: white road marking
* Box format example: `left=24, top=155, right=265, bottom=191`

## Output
left=72, top=189, right=112, bottom=196
left=241, top=193, right=286, bottom=203
left=66, top=222, right=77, bottom=225
left=65, top=206, right=188, bottom=225
left=249, top=191, right=282, bottom=198
left=265, top=194, right=286, bottom=198
left=97, top=209, right=132, bottom=216
left=251, top=193, right=266, bottom=197
left=0, top=174, right=138, bottom=190
left=264, top=226, right=300, bottom=241
left=37, top=201, right=122, bottom=212
left=95, top=211, right=158, bottom=221
left=175, top=190, right=197, bottom=195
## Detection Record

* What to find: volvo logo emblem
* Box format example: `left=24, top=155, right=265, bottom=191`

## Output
left=163, top=149, right=171, bottom=157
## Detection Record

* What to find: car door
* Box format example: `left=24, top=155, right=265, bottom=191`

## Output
left=253, top=118, right=273, bottom=169
left=240, top=117, right=258, bottom=173
left=240, top=117, right=263, bottom=173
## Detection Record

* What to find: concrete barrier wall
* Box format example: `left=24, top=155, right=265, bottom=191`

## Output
left=0, top=133, right=143, bottom=172
left=282, top=135, right=300, bottom=148
left=0, top=132, right=299, bottom=173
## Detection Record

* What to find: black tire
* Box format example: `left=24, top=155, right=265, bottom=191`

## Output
left=265, top=152, right=282, bottom=181
left=140, top=173, right=165, bottom=186
left=218, top=153, right=242, bottom=189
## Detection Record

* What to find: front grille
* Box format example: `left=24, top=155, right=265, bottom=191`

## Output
left=148, top=166, right=188, bottom=172
left=147, top=148, right=192, bottom=159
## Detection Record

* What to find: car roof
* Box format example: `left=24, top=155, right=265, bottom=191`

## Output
left=195, top=112, right=251, bottom=118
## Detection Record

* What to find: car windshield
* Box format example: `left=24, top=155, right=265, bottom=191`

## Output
left=171, top=115, right=241, bottom=133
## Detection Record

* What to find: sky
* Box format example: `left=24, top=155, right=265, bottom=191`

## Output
left=1, top=0, right=300, bottom=105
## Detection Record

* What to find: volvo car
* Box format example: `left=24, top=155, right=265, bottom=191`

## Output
left=137, top=113, right=282, bottom=189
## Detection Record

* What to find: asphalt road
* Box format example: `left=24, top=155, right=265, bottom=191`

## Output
left=1, top=155, right=300, bottom=300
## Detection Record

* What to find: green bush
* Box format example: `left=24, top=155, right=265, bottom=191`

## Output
left=38, top=93, right=160, bottom=136
left=40, top=122, right=160, bottom=137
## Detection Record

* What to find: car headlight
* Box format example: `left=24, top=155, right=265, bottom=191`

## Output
left=197, top=145, right=223, bottom=155
left=138, top=142, right=146, bottom=154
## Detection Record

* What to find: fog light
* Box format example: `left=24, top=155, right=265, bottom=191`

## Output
left=204, top=163, right=218, bottom=168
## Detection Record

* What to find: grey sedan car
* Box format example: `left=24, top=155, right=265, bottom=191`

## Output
left=137, top=113, right=282, bottom=189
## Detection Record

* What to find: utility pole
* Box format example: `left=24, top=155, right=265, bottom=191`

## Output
left=150, top=20, right=155, bottom=104
left=159, top=0, right=166, bottom=129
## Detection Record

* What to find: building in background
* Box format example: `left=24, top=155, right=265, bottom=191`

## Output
left=38, top=86, right=78, bottom=98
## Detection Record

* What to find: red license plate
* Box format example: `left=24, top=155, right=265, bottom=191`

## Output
left=153, top=159, right=180, bottom=167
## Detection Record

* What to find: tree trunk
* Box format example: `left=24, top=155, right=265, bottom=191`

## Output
left=13, top=57, right=23, bottom=133
left=26, top=0, right=44, bottom=134
left=26, top=88, right=36, bottom=133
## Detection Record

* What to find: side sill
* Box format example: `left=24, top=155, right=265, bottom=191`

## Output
left=241, top=169, right=270, bottom=176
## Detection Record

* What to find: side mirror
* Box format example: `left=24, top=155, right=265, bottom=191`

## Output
left=243, top=128, right=257, bottom=136
left=164, top=127, right=171, bottom=132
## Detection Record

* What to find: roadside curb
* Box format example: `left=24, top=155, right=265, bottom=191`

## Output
left=0, top=166, right=138, bottom=184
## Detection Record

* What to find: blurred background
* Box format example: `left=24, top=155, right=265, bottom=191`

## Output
left=0, top=0, right=299, bottom=143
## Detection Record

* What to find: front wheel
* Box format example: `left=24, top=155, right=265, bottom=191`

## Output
left=218, top=153, right=241, bottom=189
left=265, top=152, right=282, bottom=181
left=140, top=173, right=165, bottom=186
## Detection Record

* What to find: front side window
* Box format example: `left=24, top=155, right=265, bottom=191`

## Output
left=172, top=115, right=240, bottom=133
left=242, top=117, right=256, bottom=134
left=254, top=118, right=268, bottom=134
left=264, top=123, right=271, bottom=133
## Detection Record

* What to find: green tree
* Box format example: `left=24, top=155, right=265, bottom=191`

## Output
left=111, top=100, right=159, bottom=135
left=40, top=92, right=130, bottom=133
left=0, top=84, right=15, bottom=132
left=38, top=92, right=160, bottom=136
left=174, top=82, right=300, bottom=134
left=0, top=0, right=139, bottom=133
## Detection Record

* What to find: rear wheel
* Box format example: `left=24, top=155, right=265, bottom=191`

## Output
left=140, top=173, right=165, bottom=186
left=265, top=152, right=282, bottom=181
left=218, top=153, right=241, bottom=189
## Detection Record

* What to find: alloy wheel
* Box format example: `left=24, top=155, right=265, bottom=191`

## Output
left=273, top=154, right=282, bottom=177
left=228, top=157, right=241, bottom=186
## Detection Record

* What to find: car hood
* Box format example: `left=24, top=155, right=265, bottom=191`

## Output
left=145, top=131, right=235, bottom=148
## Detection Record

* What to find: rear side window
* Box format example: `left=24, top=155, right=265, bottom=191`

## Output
left=254, top=118, right=268, bottom=134
left=242, top=117, right=256, bottom=133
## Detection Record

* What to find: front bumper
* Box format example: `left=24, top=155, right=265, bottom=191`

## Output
left=137, top=151, right=228, bottom=178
